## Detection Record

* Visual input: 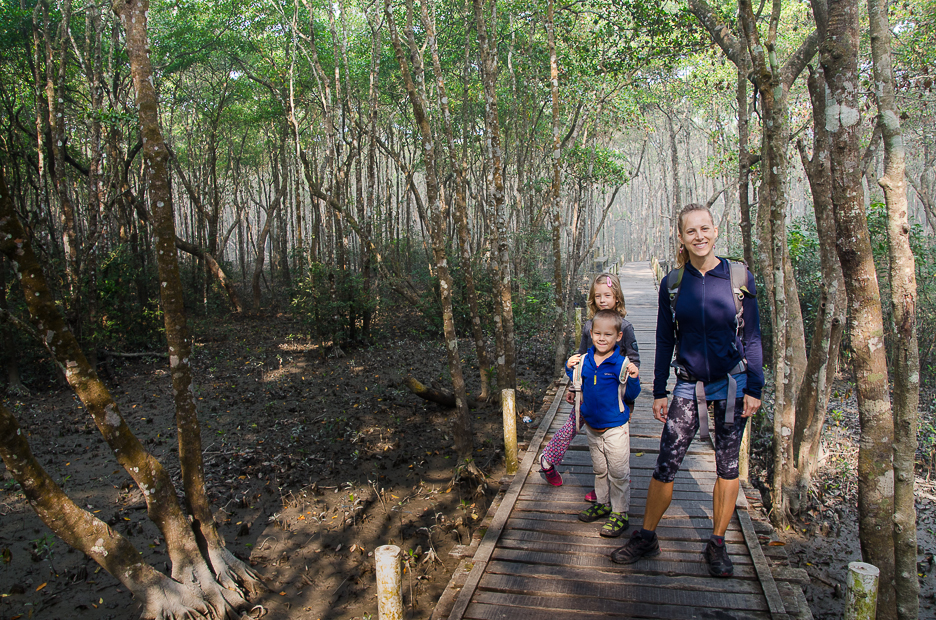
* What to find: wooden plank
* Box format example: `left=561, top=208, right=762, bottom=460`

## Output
left=739, top=507, right=787, bottom=617
left=514, top=499, right=715, bottom=519
left=495, top=532, right=753, bottom=564
left=477, top=573, right=769, bottom=611
left=504, top=510, right=742, bottom=532
left=465, top=591, right=772, bottom=620
left=483, top=559, right=764, bottom=595
left=501, top=520, right=745, bottom=544
left=490, top=547, right=758, bottom=579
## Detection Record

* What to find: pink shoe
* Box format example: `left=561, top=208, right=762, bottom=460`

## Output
left=539, top=455, right=563, bottom=486
left=585, top=490, right=597, bottom=503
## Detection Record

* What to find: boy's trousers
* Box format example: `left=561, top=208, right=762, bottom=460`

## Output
left=584, top=422, right=631, bottom=514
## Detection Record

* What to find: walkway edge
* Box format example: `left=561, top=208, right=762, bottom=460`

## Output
left=445, top=377, right=569, bottom=620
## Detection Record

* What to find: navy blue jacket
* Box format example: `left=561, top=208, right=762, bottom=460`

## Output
left=567, top=344, right=642, bottom=429
left=653, top=258, right=764, bottom=400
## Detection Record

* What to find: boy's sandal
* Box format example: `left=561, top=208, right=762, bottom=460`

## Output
left=600, top=512, right=630, bottom=537
left=578, top=503, right=611, bottom=523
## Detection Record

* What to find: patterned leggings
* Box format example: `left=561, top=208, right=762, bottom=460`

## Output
left=541, top=413, right=577, bottom=467
left=653, top=396, right=747, bottom=483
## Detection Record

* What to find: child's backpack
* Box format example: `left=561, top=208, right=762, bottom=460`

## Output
left=665, top=259, right=751, bottom=439
left=569, top=355, right=631, bottom=433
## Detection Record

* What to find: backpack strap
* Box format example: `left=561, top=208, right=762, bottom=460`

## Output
left=617, top=356, right=630, bottom=413
left=727, top=260, right=751, bottom=338
left=572, top=359, right=584, bottom=433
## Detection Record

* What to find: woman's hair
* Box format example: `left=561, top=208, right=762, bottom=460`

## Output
left=587, top=272, right=627, bottom=318
left=675, top=203, right=715, bottom=269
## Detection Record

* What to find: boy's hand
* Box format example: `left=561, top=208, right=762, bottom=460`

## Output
left=566, top=354, right=582, bottom=369
left=565, top=390, right=575, bottom=404
left=626, top=362, right=639, bottom=378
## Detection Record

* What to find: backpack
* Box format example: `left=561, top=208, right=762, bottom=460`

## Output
left=665, top=258, right=751, bottom=438
left=569, top=355, right=631, bottom=433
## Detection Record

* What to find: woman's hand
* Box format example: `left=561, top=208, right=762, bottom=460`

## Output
left=565, top=390, right=575, bottom=404
left=653, top=397, right=669, bottom=423
left=742, top=394, right=761, bottom=418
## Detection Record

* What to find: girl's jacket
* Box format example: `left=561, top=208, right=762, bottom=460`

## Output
left=566, top=344, right=641, bottom=430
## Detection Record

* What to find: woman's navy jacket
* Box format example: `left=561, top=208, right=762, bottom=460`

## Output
left=653, top=257, right=764, bottom=400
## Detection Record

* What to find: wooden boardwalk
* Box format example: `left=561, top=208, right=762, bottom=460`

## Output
left=434, top=262, right=811, bottom=620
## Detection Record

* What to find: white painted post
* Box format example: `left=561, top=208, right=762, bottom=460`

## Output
left=502, top=388, right=518, bottom=475
left=844, top=562, right=880, bottom=620
left=375, top=545, right=403, bottom=620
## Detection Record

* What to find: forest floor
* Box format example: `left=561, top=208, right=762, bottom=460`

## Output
left=0, top=309, right=556, bottom=620
left=757, top=378, right=936, bottom=619
left=2, top=310, right=936, bottom=619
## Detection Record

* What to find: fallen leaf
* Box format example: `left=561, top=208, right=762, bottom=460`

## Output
left=36, top=583, right=47, bottom=592
left=768, top=541, right=786, bottom=546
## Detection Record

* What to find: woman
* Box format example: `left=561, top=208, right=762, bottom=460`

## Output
left=610, top=203, right=763, bottom=577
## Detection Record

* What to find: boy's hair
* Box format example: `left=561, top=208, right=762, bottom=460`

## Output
left=587, top=272, right=627, bottom=318
left=592, top=309, right=623, bottom=335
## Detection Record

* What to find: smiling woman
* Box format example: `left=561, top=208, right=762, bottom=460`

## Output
left=610, top=202, right=764, bottom=579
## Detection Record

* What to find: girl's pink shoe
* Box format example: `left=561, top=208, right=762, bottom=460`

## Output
left=585, top=490, right=597, bottom=502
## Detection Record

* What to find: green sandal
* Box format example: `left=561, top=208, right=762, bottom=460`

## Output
left=600, top=512, right=630, bottom=537
left=578, top=503, right=612, bottom=523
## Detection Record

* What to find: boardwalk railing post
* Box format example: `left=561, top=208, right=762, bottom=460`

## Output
left=845, top=562, right=880, bottom=620
left=574, top=307, right=583, bottom=351
left=376, top=545, right=403, bottom=619
left=739, top=421, right=751, bottom=483
left=502, top=388, right=518, bottom=475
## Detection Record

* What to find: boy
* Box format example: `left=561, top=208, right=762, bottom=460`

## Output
left=566, top=309, right=641, bottom=537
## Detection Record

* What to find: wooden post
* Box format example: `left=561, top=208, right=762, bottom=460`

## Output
left=739, top=421, right=751, bottom=483
left=574, top=307, right=583, bottom=352
left=375, top=545, right=403, bottom=620
left=502, top=388, right=518, bottom=475
left=845, top=562, right=880, bottom=620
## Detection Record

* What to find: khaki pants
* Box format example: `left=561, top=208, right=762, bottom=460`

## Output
left=585, top=422, right=631, bottom=514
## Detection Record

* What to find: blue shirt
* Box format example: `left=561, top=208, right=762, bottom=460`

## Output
left=567, top=344, right=642, bottom=429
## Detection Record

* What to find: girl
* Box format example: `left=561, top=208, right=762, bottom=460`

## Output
left=539, top=272, right=639, bottom=499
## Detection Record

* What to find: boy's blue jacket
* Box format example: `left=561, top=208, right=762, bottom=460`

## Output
left=566, top=344, right=641, bottom=429
left=653, top=257, right=764, bottom=400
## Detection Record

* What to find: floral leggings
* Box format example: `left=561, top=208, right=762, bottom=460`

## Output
left=653, top=396, right=747, bottom=483
left=541, top=413, right=578, bottom=467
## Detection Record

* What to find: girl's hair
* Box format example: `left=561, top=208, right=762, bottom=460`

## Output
left=675, top=203, right=715, bottom=269
left=587, top=272, right=627, bottom=318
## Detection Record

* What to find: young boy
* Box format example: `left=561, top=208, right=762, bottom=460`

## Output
left=566, top=309, right=641, bottom=537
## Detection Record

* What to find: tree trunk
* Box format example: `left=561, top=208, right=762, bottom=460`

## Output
left=2, top=165, right=247, bottom=618
left=793, top=66, right=847, bottom=501
left=547, top=0, right=567, bottom=377
left=817, top=0, right=897, bottom=615
left=473, top=0, right=516, bottom=392
left=386, top=0, right=474, bottom=460
left=113, top=0, right=262, bottom=603
left=422, top=0, right=491, bottom=401
left=868, top=0, right=919, bottom=615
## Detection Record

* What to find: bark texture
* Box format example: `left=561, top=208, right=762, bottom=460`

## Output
left=113, top=0, right=261, bottom=604
left=817, top=0, right=897, bottom=615
left=473, top=0, right=517, bottom=392
left=868, top=0, right=920, bottom=615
